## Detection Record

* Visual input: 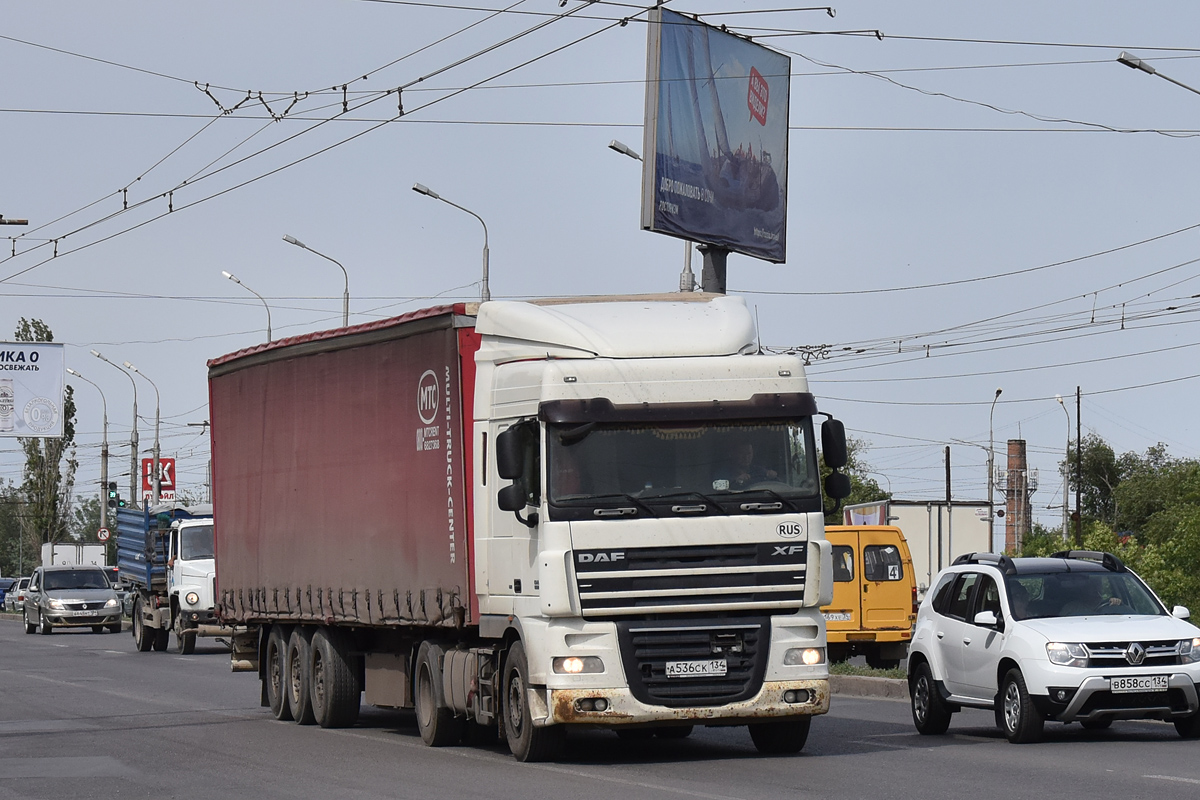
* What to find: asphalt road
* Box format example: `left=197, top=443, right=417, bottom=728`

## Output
left=2, top=617, right=1198, bottom=800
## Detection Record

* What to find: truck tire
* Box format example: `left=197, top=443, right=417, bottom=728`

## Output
left=152, top=627, right=170, bottom=651
left=287, top=628, right=316, bottom=725
left=309, top=628, right=360, bottom=729
left=502, top=640, right=565, bottom=762
left=174, top=630, right=197, bottom=655
left=132, top=599, right=153, bottom=651
left=265, top=627, right=293, bottom=721
left=414, top=641, right=461, bottom=746
left=748, top=717, right=811, bottom=754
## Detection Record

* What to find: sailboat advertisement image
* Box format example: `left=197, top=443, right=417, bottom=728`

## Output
left=640, top=8, right=791, bottom=263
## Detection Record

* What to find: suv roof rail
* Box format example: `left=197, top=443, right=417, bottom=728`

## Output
left=951, top=552, right=1017, bottom=574
left=1049, top=550, right=1126, bottom=572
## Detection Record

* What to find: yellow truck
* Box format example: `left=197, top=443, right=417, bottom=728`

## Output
left=822, top=526, right=916, bottom=669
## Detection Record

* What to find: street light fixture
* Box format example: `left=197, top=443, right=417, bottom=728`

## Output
left=67, top=368, right=109, bottom=530
left=283, top=234, right=350, bottom=328
left=223, top=270, right=272, bottom=342
left=1117, top=51, right=1200, bottom=97
left=607, top=139, right=696, bottom=293
left=123, top=361, right=161, bottom=505
left=91, top=349, right=139, bottom=509
left=412, top=183, right=490, bottom=302
left=1056, top=394, right=1071, bottom=542
left=988, top=387, right=1003, bottom=549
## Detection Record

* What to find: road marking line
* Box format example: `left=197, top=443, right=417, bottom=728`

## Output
left=1145, top=775, right=1200, bottom=786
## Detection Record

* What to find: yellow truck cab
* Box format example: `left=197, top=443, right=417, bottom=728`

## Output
left=822, top=525, right=917, bottom=669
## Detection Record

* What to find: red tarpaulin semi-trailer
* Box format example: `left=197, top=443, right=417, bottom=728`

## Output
left=207, top=305, right=481, bottom=628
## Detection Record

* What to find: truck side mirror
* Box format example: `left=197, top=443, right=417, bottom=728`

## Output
left=496, top=428, right=523, bottom=480
left=821, top=418, right=848, bottom=470
left=824, top=471, right=851, bottom=500
left=497, top=483, right=526, bottom=512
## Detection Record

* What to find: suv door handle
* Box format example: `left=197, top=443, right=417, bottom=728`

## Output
left=936, top=631, right=945, bottom=639
left=962, top=637, right=972, bottom=645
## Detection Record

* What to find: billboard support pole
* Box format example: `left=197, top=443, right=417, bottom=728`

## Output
left=698, top=245, right=728, bottom=294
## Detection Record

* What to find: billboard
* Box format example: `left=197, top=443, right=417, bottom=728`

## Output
left=0, top=341, right=65, bottom=438
left=142, top=457, right=177, bottom=502
left=641, top=8, right=791, bottom=263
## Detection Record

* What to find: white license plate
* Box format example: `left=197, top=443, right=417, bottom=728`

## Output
left=665, top=659, right=728, bottom=678
left=1111, top=675, right=1169, bottom=693
left=69, top=610, right=96, bottom=617
left=823, top=611, right=852, bottom=622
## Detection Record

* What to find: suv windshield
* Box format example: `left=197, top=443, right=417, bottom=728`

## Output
left=1006, top=571, right=1165, bottom=620
left=179, top=524, right=214, bottom=560
left=547, top=418, right=819, bottom=519
left=43, top=569, right=111, bottom=591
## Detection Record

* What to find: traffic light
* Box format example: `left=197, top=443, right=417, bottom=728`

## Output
left=106, top=481, right=118, bottom=509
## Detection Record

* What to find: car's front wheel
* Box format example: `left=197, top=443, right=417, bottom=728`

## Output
left=38, top=613, right=53, bottom=635
left=1175, top=710, right=1200, bottom=739
left=909, top=662, right=952, bottom=735
left=1001, top=668, right=1043, bottom=744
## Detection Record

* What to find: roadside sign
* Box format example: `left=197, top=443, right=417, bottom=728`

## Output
left=97, top=528, right=110, bottom=542
left=141, top=457, right=177, bottom=502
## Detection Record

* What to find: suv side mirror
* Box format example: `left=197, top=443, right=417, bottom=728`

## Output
left=973, top=610, right=999, bottom=627
left=1172, top=605, right=1191, bottom=620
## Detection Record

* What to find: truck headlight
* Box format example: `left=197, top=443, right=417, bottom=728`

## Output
left=104, top=598, right=118, bottom=608
left=552, top=656, right=604, bottom=674
left=1181, top=638, right=1200, bottom=664
left=784, top=647, right=825, bottom=666
left=1046, top=642, right=1089, bottom=667
left=185, top=592, right=200, bottom=606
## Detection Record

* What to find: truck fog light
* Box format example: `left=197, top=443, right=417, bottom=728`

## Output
left=783, top=689, right=811, bottom=704
left=784, top=647, right=825, bottom=666
left=593, top=698, right=609, bottom=712
left=185, top=592, right=200, bottom=605
left=573, top=697, right=609, bottom=712
left=553, top=656, right=604, bottom=674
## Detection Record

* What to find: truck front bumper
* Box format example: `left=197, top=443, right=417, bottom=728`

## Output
left=542, top=678, right=829, bottom=727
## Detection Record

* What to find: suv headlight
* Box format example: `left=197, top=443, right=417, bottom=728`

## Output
left=1181, top=638, right=1200, bottom=664
left=1046, top=642, right=1089, bottom=667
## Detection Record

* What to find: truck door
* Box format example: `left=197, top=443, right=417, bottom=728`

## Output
left=858, top=530, right=912, bottom=633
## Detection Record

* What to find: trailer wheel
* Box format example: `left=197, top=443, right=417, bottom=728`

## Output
left=309, top=628, right=360, bottom=729
left=287, top=628, right=316, bottom=724
left=502, top=640, right=565, bottom=762
left=748, top=717, right=811, bottom=755
left=152, top=627, right=170, bottom=651
left=132, top=599, right=153, bottom=651
left=265, top=627, right=293, bottom=721
left=414, top=641, right=461, bottom=746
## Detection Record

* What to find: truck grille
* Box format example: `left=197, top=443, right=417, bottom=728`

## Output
left=573, top=543, right=806, bottom=619
left=616, top=618, right=769, bottom=707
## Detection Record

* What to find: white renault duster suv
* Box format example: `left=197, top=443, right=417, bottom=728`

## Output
left=907, top=550, right=1200, bottom=743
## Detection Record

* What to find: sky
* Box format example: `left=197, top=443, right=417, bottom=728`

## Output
left=3, top=1, right=1200, bottom=541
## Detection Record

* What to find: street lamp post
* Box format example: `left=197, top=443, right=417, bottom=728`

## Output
left=283, top=234, right=350, bottom=328
left=1056, top=394, right=1071, bottom=542
left=988, top=387, right=1003, bottom=550
left=123, top=362, right=161, bottom=505
left=91, top=349, right=139, bottom=509
left=66, top=368, right=108, bottom=531
left=608, top=139, right=697, bottom=293
left=411, top=183, right=490, bottom=302
left=223, top=270, right=272, bottom=342
left=1118, top=51, right=1200, bottom=97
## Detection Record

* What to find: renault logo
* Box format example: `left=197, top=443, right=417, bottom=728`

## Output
left=1124, top=642, right=1146, bottom=666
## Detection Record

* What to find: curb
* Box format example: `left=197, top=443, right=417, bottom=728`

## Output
left=830, top=674, right=909, bottom=701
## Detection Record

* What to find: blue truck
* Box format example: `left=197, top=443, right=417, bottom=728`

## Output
left=116, top=503, right=218, bottom=654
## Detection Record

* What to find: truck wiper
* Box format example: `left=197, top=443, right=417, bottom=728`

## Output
left=580, top=493, right=656, bottom=517
left=637, top=490, right=729, bottom=515
left=729, top=487, right=797, bottom=513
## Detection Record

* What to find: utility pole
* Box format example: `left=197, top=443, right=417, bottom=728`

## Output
left=1075, top=386, right=1083, bottom=546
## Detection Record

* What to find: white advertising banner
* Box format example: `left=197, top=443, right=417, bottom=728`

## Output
left=0, top=341, right=65, bottom=438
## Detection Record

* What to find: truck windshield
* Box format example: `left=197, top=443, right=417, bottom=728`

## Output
left=180, top=525, right=215, bottom=561
left=547, top=418, right=820, bottom=519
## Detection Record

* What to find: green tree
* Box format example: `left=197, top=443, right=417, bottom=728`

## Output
left=13, top=318, right=78, bottom=565
left=820, top=435, right=889, bottom=525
